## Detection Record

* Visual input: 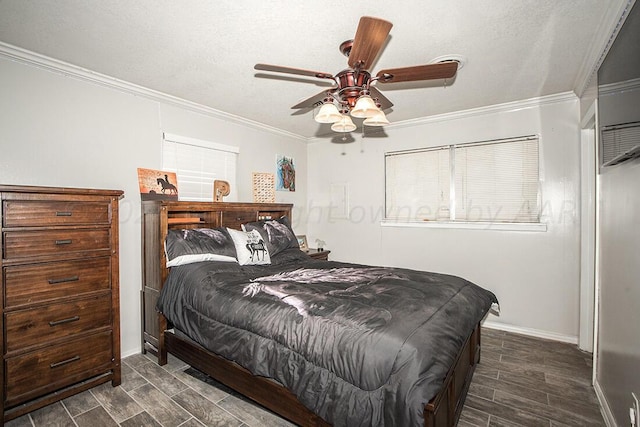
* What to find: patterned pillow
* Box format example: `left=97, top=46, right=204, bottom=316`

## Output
left=227, top=228, right=271, bottom=266
left=242, top=216, right=299, bottom=257
left=165, top=228, right=237, bottom=267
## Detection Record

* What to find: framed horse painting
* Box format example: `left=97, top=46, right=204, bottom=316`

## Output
left=137, top=168, right=179, bottom=201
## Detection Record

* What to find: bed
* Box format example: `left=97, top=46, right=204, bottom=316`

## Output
left=140, top=201, right=498, bottom=427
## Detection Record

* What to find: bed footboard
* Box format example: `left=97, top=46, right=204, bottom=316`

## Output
left=156, top=317, right=482, bottom=427
left=423, top=323, right=480, bottom=427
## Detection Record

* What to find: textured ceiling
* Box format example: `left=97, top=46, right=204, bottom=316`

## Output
left=0, top=1, right=621, bottom=138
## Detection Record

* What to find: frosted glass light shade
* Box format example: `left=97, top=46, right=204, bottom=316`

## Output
left=351, top=95, right=379, bottom=118
left=363, top=109, right=390, bottom=126
left=314, top=102, right=342, bottom=123
left=331, top=114, right=357, bottom=132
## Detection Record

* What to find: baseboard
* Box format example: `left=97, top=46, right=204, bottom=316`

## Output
left=121, top=348, right=143, bottom=359
left=593, top=379, right=617, bottom=427
left=482, top=321, right=578, bottom=344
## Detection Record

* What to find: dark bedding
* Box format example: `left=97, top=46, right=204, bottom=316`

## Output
left=157, top=248, right=498, bottom=426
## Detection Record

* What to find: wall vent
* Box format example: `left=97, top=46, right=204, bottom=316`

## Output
left=601, top=121, right=640, bottom=166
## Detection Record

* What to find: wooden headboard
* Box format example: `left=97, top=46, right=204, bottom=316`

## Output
left=140, top=200, right=293, bottom=354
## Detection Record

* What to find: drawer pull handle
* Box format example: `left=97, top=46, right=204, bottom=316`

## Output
left=55, top=239, right=73, bottom=245
left=50, top=355, right=80, bottom=369
left=49, top=316, right=80, bottom=327
left=55, top=211, right=72, bottom=217
left=48, top=275, right=79, bottom=284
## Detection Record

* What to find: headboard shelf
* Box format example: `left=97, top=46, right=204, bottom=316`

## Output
left=140, top=200, right=293, bottom=353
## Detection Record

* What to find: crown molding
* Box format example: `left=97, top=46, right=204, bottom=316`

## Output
left=598, top=76, right=640, bottom=96
left=0, top=42, right=307, bottom=141
left=392, top=92, right=578, bottom=130
left=574, top=0, right=636, bottom=97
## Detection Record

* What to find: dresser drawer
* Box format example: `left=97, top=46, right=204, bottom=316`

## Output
left=2, top=200, right=111, bottom=227
left=5, top=294, right=112, bottom=352
left=3, top=257, right=111, bottom=307
left=5, top=331, right=113, bottom=405
left=3, top=229, right=110, bottom=259
left=223, top=210, right=258, bottom=230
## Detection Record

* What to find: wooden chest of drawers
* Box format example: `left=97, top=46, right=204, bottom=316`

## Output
left=0, top=185, right=123, bottom=423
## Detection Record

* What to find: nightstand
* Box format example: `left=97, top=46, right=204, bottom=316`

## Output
left=305, top=249, right=330, bottom=261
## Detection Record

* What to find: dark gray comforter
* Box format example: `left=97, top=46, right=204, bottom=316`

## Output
left=157, top=249, right=498, bottom=426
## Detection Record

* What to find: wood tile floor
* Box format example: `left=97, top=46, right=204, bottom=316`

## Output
left=6, top=328, right=605, bottom=427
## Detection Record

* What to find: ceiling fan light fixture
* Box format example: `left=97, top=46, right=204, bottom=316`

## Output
left=351, top=94, right=379, bottom=118
left=314, top=102, right=342, bottom=123
left=363, top=109, right=390, bottom=126
left=331, top=114, right=357, bottom=133
left=255, top=17, right=463, bottom=137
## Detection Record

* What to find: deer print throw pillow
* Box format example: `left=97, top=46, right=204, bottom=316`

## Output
left=242, top=216, right=299, bottom=257
left=165, top=227, right=237, bottom=267
left=227, top=228, right=272, bottom=266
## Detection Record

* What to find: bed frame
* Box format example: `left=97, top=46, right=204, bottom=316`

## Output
left=141, top=200, right=481, bottom=427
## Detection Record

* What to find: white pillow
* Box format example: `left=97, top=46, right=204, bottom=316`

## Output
left=227, top=228, right=271, bottom=265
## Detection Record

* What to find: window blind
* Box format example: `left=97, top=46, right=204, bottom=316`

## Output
left=454, top=138, right=539, bottom=222
left=385, top=147, right=450, bottom=221
left=385, top=135, right=540, bottom=223
left=162, top=133, right=239, bottom=202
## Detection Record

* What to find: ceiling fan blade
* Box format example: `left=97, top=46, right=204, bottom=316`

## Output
left=369, top=86, right=393, bottom=110
left=376, top=62, right=458, bottom=83
left=291, top=89, right=337, bottom=109
left=255, top=63, right=334, bottom=80
left=348, top=16, right=393, bottom=70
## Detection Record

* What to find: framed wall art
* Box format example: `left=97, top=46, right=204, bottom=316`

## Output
left=276, top=155, right=295, bottom=191
left=252, top=172, right=275, bottom=203
left=137, top=168, right=179, bottom=200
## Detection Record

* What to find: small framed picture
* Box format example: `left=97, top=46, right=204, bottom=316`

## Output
left=137, top=168, right=179, bottom=201
left=296, top=235, right=308, bottom=251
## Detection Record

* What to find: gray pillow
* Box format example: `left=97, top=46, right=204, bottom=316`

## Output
left=165, top=227, right=237, bottom=267
left=242, top=216, right=299, bottom=257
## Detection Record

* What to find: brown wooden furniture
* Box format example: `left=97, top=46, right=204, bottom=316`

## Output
left=0, top=184, right=123, bottom=423
left=305, top=249, right=330, bottom=261
left=141, top=200, right=481, bottom=427
left=141, top=200, right=294, bottom=354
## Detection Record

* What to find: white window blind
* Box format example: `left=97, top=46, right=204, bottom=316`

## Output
left=454, top=138, right=539, bottom=222
left=385, top=135, right=540, bottom=223
left=162, top=133, right=239, bottom=202
left=385, top=147, right=450, bottom=220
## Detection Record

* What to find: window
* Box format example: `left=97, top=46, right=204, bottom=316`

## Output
left=162, top=133, right=239, bottom=202
left=385, top=136, right=540, bottom=223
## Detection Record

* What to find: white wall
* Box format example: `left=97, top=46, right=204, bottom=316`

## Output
left=306, top=96, right=582, bottom=341
left=0, top=57, right=307, bottom=357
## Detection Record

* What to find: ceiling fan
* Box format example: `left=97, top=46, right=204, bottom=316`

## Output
left=254, top=16, right=459, bottom=132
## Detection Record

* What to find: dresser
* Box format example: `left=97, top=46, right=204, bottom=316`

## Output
left=0, top=185, right=123, bottom=423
